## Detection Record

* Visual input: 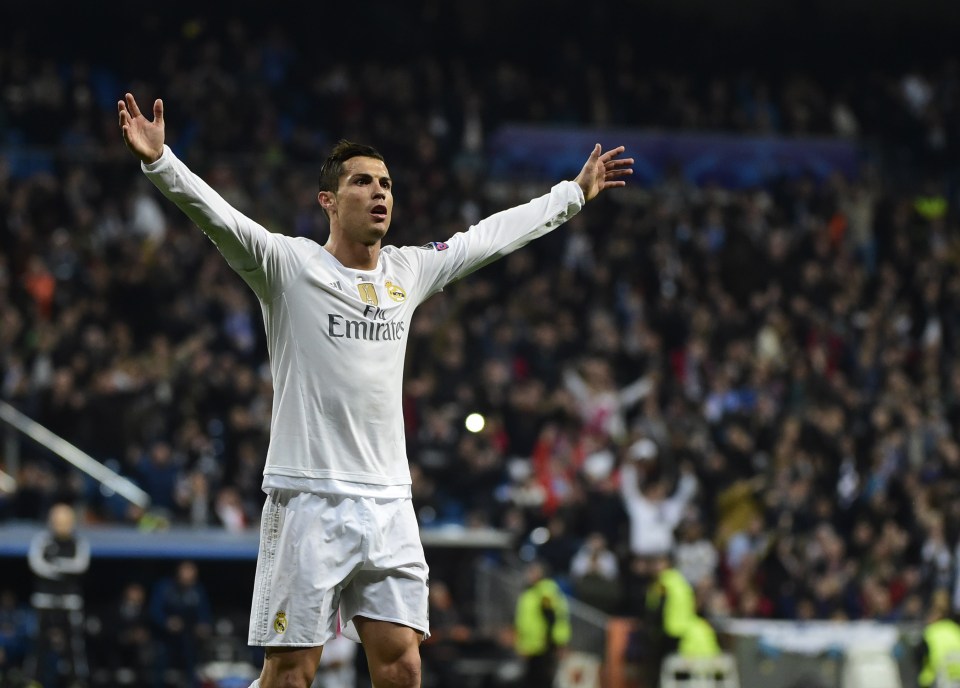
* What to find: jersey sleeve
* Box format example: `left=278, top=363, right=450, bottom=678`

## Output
left=404, top=180, right=584, bottom=299
left=141, top=145, right=313, bottom=301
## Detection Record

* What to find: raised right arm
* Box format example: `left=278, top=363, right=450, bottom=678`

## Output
left=119, top=93, right=311, bottom=300
left=141, top=145, right=299, bottom=299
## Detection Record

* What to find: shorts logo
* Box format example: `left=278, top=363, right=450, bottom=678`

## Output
left=385, top=280, right=406, bottom=302
left=274, top=611, right=287, bottom=634
left=357, top=282, right=378, bottom=306
left=432, top=242, right=449, bottom=251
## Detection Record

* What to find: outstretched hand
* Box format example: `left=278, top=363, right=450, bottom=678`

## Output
left=574, top=144, right=633, bottom=202
left=118, top=93, right=165, bottom=164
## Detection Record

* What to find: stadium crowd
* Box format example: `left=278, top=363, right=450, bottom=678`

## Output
left=2, top=8, right=960, bottom=684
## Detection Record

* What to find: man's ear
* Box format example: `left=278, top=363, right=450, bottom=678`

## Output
left=318, top=190, right=336, bottom=214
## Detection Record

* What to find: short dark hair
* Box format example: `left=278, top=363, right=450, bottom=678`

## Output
left=318, top=140, right=385, bottom=193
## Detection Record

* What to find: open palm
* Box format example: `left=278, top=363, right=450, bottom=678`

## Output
left=118, top=93, right=165, bottom=164
left=574, top=144, right=634, bottom=202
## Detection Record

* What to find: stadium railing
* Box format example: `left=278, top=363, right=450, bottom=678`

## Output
left=0, top=400, right=150, bottom=510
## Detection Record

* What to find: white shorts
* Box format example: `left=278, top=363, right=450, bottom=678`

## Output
left=248, top=489, right=430, bottom=647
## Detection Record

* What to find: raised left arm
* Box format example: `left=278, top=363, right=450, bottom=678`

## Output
left=574, top=144, right=634, bottom=202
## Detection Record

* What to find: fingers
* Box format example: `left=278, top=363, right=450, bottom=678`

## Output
left=125, top=93, right=142, bottom=119
left=599, top=145, right=626, bottom=162
left=153, top=99, right=164, bottom=124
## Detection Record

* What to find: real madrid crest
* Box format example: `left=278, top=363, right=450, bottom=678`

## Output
left=274, top=610, right=287, bottom=634
left=385, top=280, right=406, bottom=302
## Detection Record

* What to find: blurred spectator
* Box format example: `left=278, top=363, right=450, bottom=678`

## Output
left=149, top=561, right=212, bottom=688
left=563, top=359, right=653, bottom=442
left=2, top=4, right=960, bottom=635
left=619, top=444, right=697, bottom=558
left=674, top=518, right=719, bottom=589
left=25, top=503, right=89, bottom=687
left=0, top=590, right=35, bottom=681
left=135, top=441, right=183, bottom=518
left=214, top=486, right=248, bottom=532
left=534, top=515, right=580, bottom=582
left=311, top=629, right=356, bottom=688
left=109, top=582, right=153, bottom=685
left=570, top=532, right=621, bottom=614
left=725, top=513, right=769, bottom=574
left=420, top=580, right=474, bottom=688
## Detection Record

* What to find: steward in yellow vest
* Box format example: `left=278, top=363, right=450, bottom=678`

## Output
left=646, top=562, right=696, bottom=645
left=679, top=615, right=721, bottom=658
left=644, top=552, right=720, bottom=686
left=515, top=560, right=571, bottom=688
left=919, top=596, right=960, bottom=688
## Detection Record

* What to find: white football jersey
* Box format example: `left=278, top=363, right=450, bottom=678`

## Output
left=143, top=146, right=584, bottom=495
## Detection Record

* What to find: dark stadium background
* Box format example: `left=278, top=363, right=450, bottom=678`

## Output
left=3, top=1, right=960, bottom=687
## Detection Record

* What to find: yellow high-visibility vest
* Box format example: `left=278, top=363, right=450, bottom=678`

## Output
left=920, top=619, right=960, bottom=687
left=515, top=578, right=572, bottom=656
left=679, top=616, right=721, bottom=658
left=647, top=568, right=696, bottom=639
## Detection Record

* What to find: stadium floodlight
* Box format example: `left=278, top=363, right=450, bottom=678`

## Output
left=465, top=412, right=486, bottom=433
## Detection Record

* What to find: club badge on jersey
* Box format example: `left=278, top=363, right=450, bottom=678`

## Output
left=274, top=610, right=287, bottom=634
left=386, top=281, right=406, bottom=302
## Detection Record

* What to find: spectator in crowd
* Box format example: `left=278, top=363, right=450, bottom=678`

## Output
left=570, top=532, right=621, bottom=614
left=310, top=629, right=356, bottom=688
left=25, top=503, right=90, bottom=687
left=3, top=6, right=960, bottom=651
left=109, top=582, right=153, bottom=685
left=149, top=561, right=212, bottom=688
left=725, top=512, right=769, bottom=574
left=563, top=358, right=653, bottom=442
left=619, top=440, right=697, bottom=562
left=135, top=441, right=183, bottom=518
left=534, top=515, right=581, bottom=584
left=674, top=517, right=719, bottom=590
left=0, top=590, right=35, bottom=684
left=420, top=580, right=475, bottom=688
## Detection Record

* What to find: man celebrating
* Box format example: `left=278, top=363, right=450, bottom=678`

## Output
left=118, top=92, right=632, bottom=688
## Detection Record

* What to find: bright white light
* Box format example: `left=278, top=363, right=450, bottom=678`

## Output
left=530, top=527, right=550, bottom=545
left=465, top=412, right=485, bottom=433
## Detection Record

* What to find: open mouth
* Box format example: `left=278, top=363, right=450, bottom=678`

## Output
left=370, top=205, right=388, bottom=222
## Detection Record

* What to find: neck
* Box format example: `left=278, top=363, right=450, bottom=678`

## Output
left=324, top=238, right=381, bottom=270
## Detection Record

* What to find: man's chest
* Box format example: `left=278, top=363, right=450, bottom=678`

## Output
left=285, top=261, right=416, bottom=344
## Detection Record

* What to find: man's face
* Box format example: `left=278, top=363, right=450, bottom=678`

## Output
left=321, top=156, right=393, bottom=245
left=177, top=561, right=198, bottom=587
left=49, top=505, right=75, bottom=538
